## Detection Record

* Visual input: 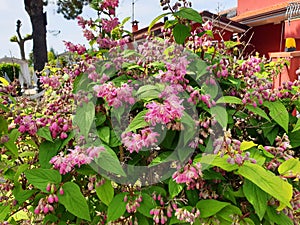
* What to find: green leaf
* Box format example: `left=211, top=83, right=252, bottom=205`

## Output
left=0, top=116, right=8, bottom=134
left=96, top=145, right=126, bottom=177
left=136, top=85, right=161, bottom=100
left=126, top=110, right=149, bottom=132
left=73, top=101, right=95, bottom=138
left=216, top=96, right=242, bottom=105
left=14, top=163, right=29, bottom=185
left=4, top=129, right=20, bottom=157
left=196, top=200, right=230, bottom=218
left=246, top=105, right=270, bottom=122
left=13, top=189, right=36, bottom=205
left=266, top=206, right=293, bottom=225
left=174, top=7, right=202, bottom=23
left=138, top=193, right=157, bottom=217
left=263, top=125, right=279, bottom=145
left=0, top=205, right=10, bottom=221
left=24, top=169, right=62, bottom=191
left=211, top=105, right=228, bottom=128
left=148, top=13, right=171, bottom=33
left=292, top=117, right=300, bottom=132
left=39, top=139, right=62, bottom=169
left=289, top=130, right=300, bottom=148
left=37, top=127, right=53, bottom=142
left=107, top=192, right=127, bottom=222
left=59, top=182, right=90, bottom=221
left=173, top=23, right=191, bottom=45
left=243, top=179, right=269, bottom=220
left=169, top=178, right=184, bottom=198
left=95, top=112, right=106, bottom=127
left=217, top=205, right=242, bottom=222
left=263, top=101, right=289, bottom=132
left=240, top=141, right=257, bottom=151
left=96, top=179, right=114, bottom=206
left=278, top=158, right=300, bottom=177
left=237, top=162, right=292, bottom=208
left=198, top=154, right=238, bottom=172
left=97, top=126, right=110, bottom=144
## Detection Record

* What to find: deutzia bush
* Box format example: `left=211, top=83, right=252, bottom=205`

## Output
left=0, top=0, right=299, bottom=224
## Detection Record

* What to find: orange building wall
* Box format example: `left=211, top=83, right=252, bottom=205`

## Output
left=238, top=0, right=288, bottom=14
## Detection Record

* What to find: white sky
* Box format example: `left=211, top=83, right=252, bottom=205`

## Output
left=0, top=0, right=236, bottom=59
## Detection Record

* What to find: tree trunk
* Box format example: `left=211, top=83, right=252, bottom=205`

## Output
left=24, top=0, right=48, bottom=88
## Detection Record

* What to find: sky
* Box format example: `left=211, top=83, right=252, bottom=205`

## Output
left=0, top=0, right=236, bottom=59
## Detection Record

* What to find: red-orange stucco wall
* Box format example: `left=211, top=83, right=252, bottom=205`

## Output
left=245, top=23, right=285, bottom=57
left=238, top=0, right=288, bottom=14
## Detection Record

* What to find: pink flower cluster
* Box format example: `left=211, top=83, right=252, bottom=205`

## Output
left=123, top=194, right=142, bottom=213
left=93, top=82, right=135, bottom=108
left=157, top=56, right=190, bottom=84
left=15, top=115, right=38, bottom=136
left=102, top=18, right=119, bottom=33
left=40, top=76, right=61, bottom=89
left=172, top=162, right=203, bottom=186
left=49, top=117, right=70, bottom=139
left=175, top=207, right=200, bottom=224
left=144, top=95, right=184, bottom=126
left=64, top=41, right=86, bottom=55
left=50, top=146, right=105, bottom=174
left=100, top=0, right=119, bottom=10
left=121, top=128, right=159, bottom=153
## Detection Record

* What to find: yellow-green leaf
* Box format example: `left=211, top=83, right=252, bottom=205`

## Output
left=240, top=141, right=257, bottom=151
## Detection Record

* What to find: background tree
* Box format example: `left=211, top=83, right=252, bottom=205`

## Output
left=10, top=20, right=32, bottom=60
left=24, top=0, right=91, bottom=90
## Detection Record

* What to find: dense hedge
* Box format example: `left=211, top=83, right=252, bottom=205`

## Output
left=0, top=63, right=20, bottom=82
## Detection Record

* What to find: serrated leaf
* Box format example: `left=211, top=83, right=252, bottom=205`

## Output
left=240, top=141, right=257, bottom=151
left=292, top=118, right=300, bottom=132
left=263, top=101, right=289, bottom=132
left=73, top=101, right=95, bottom=138
left=174, top=7, right=202, bottom=23
left=211, top=105, right=228, bottom=128
left=59, top=182, right=90, bottom=221
left=4, top=129, right=20, bottom=157
left=238, top=162, right=292, bottom=208
left=173, top=23, right=191, bottom=45
left=216, top=96, right=242, bottom=105
left=37, top=127, right=53, bottom=142
left=169, top=178, right=184, bottom=198
left=39, top=140, right=62, bottom=169
left=126, top=110, right=149, bottom=132
left=96, top=179, right=114, bottom=206
left=96, top=145, right=126, bottom=177
left=138, top=193, right=157, bottom=217
left=246, top=105, right=270, bottom=122
left=97, top=126, right=110, bottom=143
left=107, top=193, right=127, bottom=222
left=278, top=158, right=300, bottom=177
left=196, top=200, right=230, bottom=218
left=243, top=179, right=269, bottom=220
left=24, top=169, right=61, bottom=191
left=148, top=12, right=171, bottom=33
left=266, top=206, right=293, bottom=225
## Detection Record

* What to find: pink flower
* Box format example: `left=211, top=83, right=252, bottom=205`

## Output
left=102, top=18, right=119, bottom=33
left=122, top=128, right=159, bottom=153
left=144, top=95, right=184, bottom=126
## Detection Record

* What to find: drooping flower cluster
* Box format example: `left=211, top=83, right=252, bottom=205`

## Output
left=93, top=82, right=135, bottom=108
left=64, top=41, right=86, bottom=55
left=213, top=130, right=257, bottom=165
left=264, top=134, right=294, bottom=170
left=172, top=161, right=203, bottom=188
left=50, top=146, right=105, bottom=174
left=15, top=115, right=38, bottom=136
left=121, top=127, right=159, bottom=153
left=102, top=18, right=119, bottom=33
left=40, top=75, right=61, bottom=89
left=175, top=207, right=200, bottom=224
left=123, top=194, right=143, bottom=213
left=145, top=95, right=184, bottom=126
